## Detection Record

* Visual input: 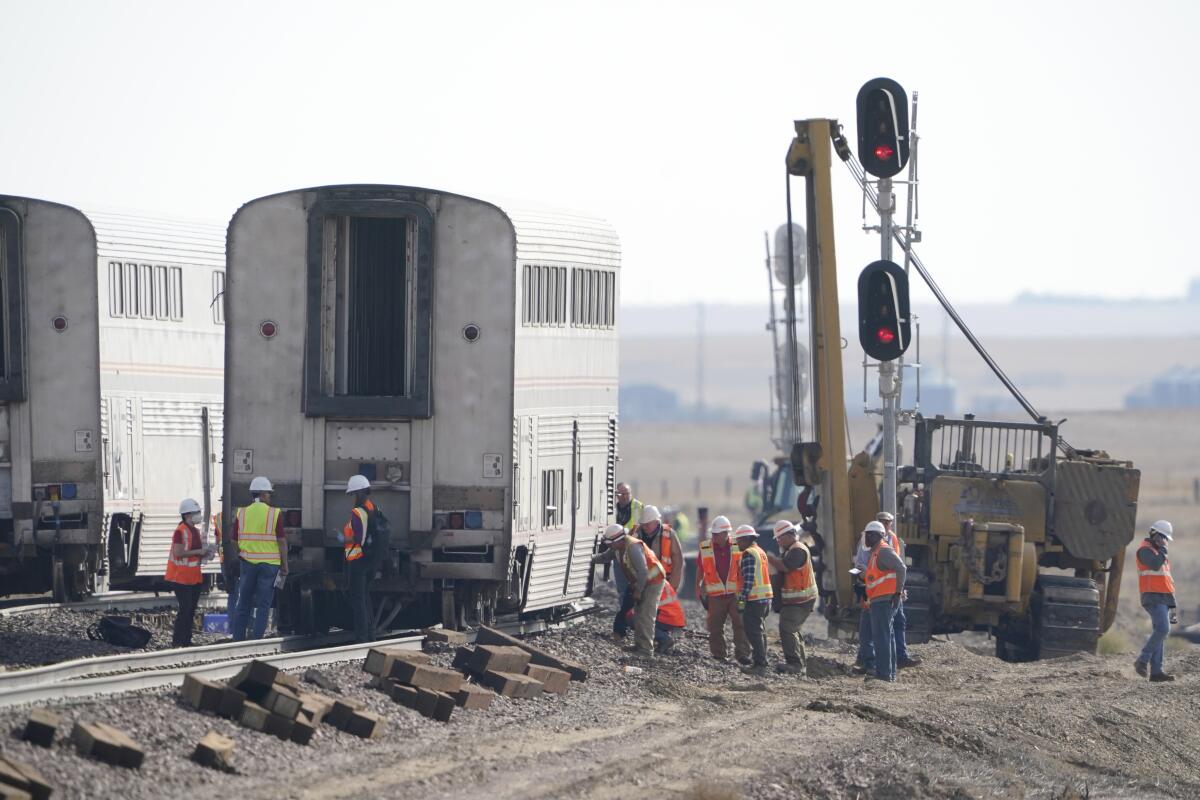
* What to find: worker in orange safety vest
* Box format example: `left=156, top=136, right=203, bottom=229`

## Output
left=768, top=520, right=817, bottom=675
left=1134, top=520, right=1177, bottom=682
left=696, top=515, right=751, bottom=664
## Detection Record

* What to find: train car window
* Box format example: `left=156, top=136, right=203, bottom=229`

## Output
left=0, top=208, right=26, bottom=399
left=153, top=266, right=168, bottom=320
left=521, top=265, right=531, bottom=324
left=108, top=262, right=124, bottom=317
left=542, top=469, right=563, bottom=528
left=304, top=194, right=433, bottom=418
left=340, top=216, right=408, bottom=396
left=212, top=270, right=225, bottom=324
left=557, top=267, right=568, bottom=324
left=606, top=272, right=615, bottom=326
left=169, top=266, right=183, bottom=320
left=139, top=264, right=154, bottom=319
left=576, top=268, right=585, bottom=326
left=546, top=267, right=557, bottom=325
left=123, top=262, right=139, bottom=317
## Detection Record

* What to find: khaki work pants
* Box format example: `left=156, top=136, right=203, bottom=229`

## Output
left=779, top=601, right=814, bottom=664
left=705, top=594, right=750, bottom=660
left=633, top=583, right=660, bottom=654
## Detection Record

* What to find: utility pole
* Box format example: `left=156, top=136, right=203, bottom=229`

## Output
left=878, top=178, right=899, bottom=517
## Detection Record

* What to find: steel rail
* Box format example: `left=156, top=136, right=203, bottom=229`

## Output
left=0, top=591, right=229, bottom=618
left=0, top=634, right=426, bottom=708
left=0, top=599, right=595, bottom=708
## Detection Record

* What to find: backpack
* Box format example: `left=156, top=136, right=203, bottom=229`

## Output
left=363, top=505, right=390, bottom=566
left=88, top=615, right=153, bottom=648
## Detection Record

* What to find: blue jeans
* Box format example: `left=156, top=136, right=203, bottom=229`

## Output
left=870, top=600, right=898, bottom=680
left=1138, top=602, right=1171, bottom=675
left=232, top=560, right=279, bottom=641
left=857, top=606, right=875, bottom=667
left=858, top=600, right=909, bottom=668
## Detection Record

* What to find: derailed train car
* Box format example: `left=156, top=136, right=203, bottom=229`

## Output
left=222, top=185, right=620, bottom=632
left=0, top=196, right=103, bottom=599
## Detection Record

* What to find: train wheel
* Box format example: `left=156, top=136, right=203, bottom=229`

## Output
left=51, top=558, right=67, bottom=603
left=294, top=589, right=312, bottom=635
left=441, top=588, right=459, bottom=631
left=1033, top=574, right=1101, bottom=660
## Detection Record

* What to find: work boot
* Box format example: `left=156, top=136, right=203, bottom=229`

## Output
left=851, top=663, right=871, bottom=676
left=625, top=645, right=655, bottom=659
left=1133, top=660, right=1149, bottom=678
left=1150, top=672, right=1175, bottom=683
left=740, top=664, right=768, bottom=677
left=897, top=656, right=921, bottom=669
left=736, top=656, right=753, bottom=667
left=776, top=662, right=806, bottom=676
left=656, top=640, right=675, bottom=655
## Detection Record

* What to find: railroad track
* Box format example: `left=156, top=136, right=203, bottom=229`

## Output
left=0, top=599, right=596, bottom=709
left=0, top=591, right=229, bottom=618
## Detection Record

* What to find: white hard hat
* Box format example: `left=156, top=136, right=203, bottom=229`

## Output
left=773, top=520, right=798, bottom=540
left=603, top=523, right=625, bottom=542
left=639, top=505, right=662, bottom=525
left=864, top=520, right=886, bottom=535
left=249, top=476, right=273, bottom=493
left=179, top=498, right=201, bottom=516
left=346, top=474, right=371, bottom=494
left=709, top=515, right=733, bottom=536
left=876, top=511, right=895, bottom=522
left=733, top=524, right=758, bottom=540
left=1149, top=520, right=1174, bottom=541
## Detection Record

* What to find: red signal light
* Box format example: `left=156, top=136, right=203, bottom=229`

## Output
left=874, top=144, right=895, bottom=161
left=876, top=326, right=896, bottom=345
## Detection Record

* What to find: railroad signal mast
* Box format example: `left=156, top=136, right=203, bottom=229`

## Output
left=856, top=77, right=915, bottom=518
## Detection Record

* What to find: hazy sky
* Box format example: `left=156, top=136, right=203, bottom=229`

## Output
left=3, top=1, right=1197, bottom=306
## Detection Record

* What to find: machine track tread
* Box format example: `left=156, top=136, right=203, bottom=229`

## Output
left=902, top=571, right=933, bottom=645
left=1033, top=574, right=1101, bottom=660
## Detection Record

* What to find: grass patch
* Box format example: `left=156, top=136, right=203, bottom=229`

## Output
left=684, top=782, right=741, bottom=800
left=1097, top=628, right=1131, bottom=655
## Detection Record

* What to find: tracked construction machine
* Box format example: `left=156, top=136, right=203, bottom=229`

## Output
left=781, top=119, right=1140, bottom=660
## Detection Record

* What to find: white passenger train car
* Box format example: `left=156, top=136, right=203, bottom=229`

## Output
left=0, top=196, right=104, bottom=599
left=91, top=210, right=226, bottom=590
left=223, top=185, right=619, bottom=631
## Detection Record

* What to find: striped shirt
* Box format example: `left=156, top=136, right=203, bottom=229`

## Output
left=740, top=546, right=769, bottom=604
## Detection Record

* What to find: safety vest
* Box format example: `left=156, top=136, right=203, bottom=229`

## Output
left=656, top=580, right=686, bottom=628
left=650, top=526, right=675, bottom=580
left=165, top=522, right=202, bottom=585
left=887, top=531, right=903, bottom=556
left=1136, top=541, right=1175, bottom=595
left=235, top=501, right=281, bottom=565
left=743, top=544, right=773, bottom=601
left=865, top=545, right=898, bottom=601
left=698, top=539, right=742, bottom=597
left=621, top=537, right=666, bottom=587
left=343, top=500, right=373, bottom=563
left=620, top=499, right=644, bottom=533
left=780, top=541, right=817, bottom=605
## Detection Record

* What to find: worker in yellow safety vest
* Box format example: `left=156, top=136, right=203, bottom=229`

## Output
left=610, top=482, right=644, bottom=640
left=696, top=515, right=751, bottom=664
left=734, top=524, right=773, bottom=676
left=768, top=520, right=817, bottom=675
left=230, top=476, right=287, bottom=641
left=1134, top=520, right=1177, bottom=682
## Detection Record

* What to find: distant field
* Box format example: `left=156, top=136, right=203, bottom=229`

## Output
left=620, top=334, right=1200, bottom=414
